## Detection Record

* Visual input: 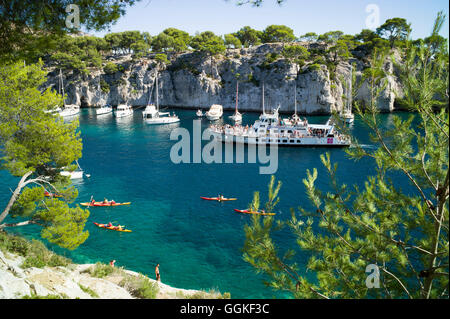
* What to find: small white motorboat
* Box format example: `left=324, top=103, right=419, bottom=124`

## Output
left=115, top=104, right=133, bottom=118
left=206, top=104, right=223, bottom=121
left=60, top=161, right=84, bottom=179
left=58, top=104, right=80, bottom=117
left=229, top=111, right=242, bottom=123
left=96, top=105, right=113, bottom=115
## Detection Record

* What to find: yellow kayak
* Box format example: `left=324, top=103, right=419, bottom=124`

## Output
left=93, top=222, right=132, bottom=232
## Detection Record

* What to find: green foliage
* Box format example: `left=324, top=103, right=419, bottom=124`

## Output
left=120, top=274, right=160, bottom=299
left=376, top=17, right=411, bottom=48
left=0, top=231, right=71, bottom=268
left=299, top=32, right=318, bottom=42
left=87, top=262, right=116, bottom=278
left=281, top=45, right=310, bottom=64
left=262, top=25, right=296, bottom=43
left=151, top=28, right=191, bottom=53
left=152, top=33, right=177, bottom=53
left=318, top=31, right=344, bottom=44
left=307, top=63, right=322, bottom=72
left=328, top=39, right=352, bottom=62
left=154, top=53, right=170, bottom=65
left=130, top=40, right=150, bottom=58
left=0, top=0, right=139, bottom=63
left=103, top=62, right=119, bottom=74
left=190, top=31, right=226, bottom=56
left=242, top=14, right=449, bottom=299
left=224, top=34, right=242, bottom=49
left=0, top=61, right=89, bottom=250
left=234, top=26, right=263, bottom=48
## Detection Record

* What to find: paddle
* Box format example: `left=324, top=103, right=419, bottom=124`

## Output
left=87, top=195, right=93, bottom=208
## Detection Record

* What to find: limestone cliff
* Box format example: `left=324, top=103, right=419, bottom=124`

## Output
left=44, top=43, right=403, bottom=114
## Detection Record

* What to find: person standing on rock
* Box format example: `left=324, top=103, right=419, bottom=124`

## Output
left=155, top=263, right=160, bottom=282
left=110, top=260, right=116, bottom=267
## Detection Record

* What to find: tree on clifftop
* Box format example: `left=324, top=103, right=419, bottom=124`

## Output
left=261, top=25, right=296, bottom=44
left=0, top=0, right=140, bottom=62
left=376, top=17, right=411, bottom=48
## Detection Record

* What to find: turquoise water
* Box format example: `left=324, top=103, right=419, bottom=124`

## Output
left=0, top=109, right=412, bottom=298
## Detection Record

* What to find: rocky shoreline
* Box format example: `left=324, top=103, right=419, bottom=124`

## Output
left=0, top=248, right=228, bottom=299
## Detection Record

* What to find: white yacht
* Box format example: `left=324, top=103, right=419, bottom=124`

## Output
left=143, top=76, right=180, bottom=125
left=96, top=104, right=113, bottom=115
left=340, top=66, right=354, bottom=124
left=341, top=111, right=355, bottom=124
left=60, top=161, right=84, bottom=179
left=115, top=104, right=133, bottom=118
left=208, top=107, right=350, bottom=147
left=58, top=104, right=80, bottom=117
left=56, top=69, right=80, bottom=117
left=206, top=104, right=223, bottom=121
left=229, top=81, right=242, bottom=123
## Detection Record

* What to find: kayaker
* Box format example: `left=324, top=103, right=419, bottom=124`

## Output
left=110, top=199, right=116, bottom=205
left=107, top=222, right=113, bottom=228
left=155, top=264, right=160, bottom=282
left=90, top=198, right=95, bottom=205
left=103, top=198, right=109, bottom=205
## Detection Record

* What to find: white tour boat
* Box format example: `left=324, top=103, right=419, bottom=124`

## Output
left=115, top=104, right=133, bottom=118
left=208, top=106, right=350, bottom=147
left=229, top=81, right=242, bottom=123
left=206, top=104, right=223, bottom=121
left=143, top=76, right=180, bottom=124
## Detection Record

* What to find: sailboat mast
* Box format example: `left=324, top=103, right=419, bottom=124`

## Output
left=235, top=81, right=239, bottom=113
left=262, top=82, right=265, bottom=114
left=60, top=69, right=65, bottom=107
left=156, top=76, right=159, bottom=111
left=348, top=66, right=352, bottom=113
left=294, top=82, right=297, bottom=116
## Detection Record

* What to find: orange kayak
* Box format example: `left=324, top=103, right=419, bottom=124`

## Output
left=233, top=209, right=276, bottom=216
left=81, top=202, right=131, bottom=207
left=93, top=222, right=132, bottom=232
left=44, top=191, right=62, bottom=198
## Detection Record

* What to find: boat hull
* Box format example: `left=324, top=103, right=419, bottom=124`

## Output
left=144, top=117, right=180, bottom=125
left=209, top=131, right=350, bottom=147
left=96, top=107, right=113, bottom=115
left=60, top=171, right=83, bottom=179
left=81, top=202, right=131, bottom=207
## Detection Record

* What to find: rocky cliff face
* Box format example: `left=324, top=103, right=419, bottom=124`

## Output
left=44, top=43, right=403, bottom=114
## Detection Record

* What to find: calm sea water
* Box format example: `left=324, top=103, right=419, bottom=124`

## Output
left=0, top=108, right=413, bottom=298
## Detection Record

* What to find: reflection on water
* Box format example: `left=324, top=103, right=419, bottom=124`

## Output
left=63, top=114, right=80, bottom=122
left=115, top=114, right=134, bottom=129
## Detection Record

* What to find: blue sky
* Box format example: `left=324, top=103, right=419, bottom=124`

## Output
left=91, top=0, right=449, bottom=39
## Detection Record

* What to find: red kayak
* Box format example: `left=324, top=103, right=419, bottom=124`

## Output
left=233, top=209, right=276, bottom=216
left=81, top=202, right=131, bottom=207
left=44, top=191, right=62, bottom=198
left=200, top=196, right=237, bottom=202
